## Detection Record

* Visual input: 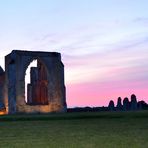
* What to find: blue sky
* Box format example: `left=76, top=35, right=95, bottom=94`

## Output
left=0, top=0, right=148, bottom=106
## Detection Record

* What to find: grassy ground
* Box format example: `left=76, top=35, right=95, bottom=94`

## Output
left=0, top=111, right=147, bottom=148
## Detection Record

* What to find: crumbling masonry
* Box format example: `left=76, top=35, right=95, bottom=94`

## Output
left=0, top=50, right=67, bottom=114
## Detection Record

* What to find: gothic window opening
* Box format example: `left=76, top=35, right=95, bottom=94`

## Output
left=25, top=59, right=48, bottom=105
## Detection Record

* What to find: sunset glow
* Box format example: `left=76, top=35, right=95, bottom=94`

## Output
left=0, top=0, right=148, bottom=107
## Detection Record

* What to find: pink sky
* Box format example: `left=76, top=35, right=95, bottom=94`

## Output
left=67, top=80, right=148, bottom=107
left=64, top=46, right=148, bottom=107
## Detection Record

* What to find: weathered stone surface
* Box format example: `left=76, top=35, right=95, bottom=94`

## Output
left=4, top=50, right=67, bottom=114
left=27, top=64, right=48, bottom=105
left=27, top=84, right=32, bottom=104
left=0, top=66, right=5, bottom=110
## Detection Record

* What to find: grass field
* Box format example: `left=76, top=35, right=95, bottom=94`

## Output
left=0, top=111, right=147, bottom=148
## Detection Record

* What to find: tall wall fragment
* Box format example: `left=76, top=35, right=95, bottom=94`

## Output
left=4, top=50, right=67, bottom=114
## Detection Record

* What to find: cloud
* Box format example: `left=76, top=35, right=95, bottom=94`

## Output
left=63, top=30, right=148, bottom=89
left=134, top=17, right=148, bottom=24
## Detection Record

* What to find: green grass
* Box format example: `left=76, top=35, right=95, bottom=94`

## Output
left=0, top=111, right=147, bottom=148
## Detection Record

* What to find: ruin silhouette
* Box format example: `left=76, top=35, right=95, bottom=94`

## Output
left=108, top=100, right=115, bottom=111
left=131, top=94, right=138, bottom=110
left=116, top=97, right=123, bottom=111
left=108, top=94, right=148, bottom=111
left=0, top=50, right=67, bottom=114
left=123, top=97, right=130, bottom=111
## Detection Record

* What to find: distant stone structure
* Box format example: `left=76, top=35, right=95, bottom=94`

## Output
left=0, top=50, right=67, bottom=114
left=130, top=94, right=137, bottom=110
left=107, top=94, right=147, bottom=111
left=123, top=97, right=130, bottom=111
left=116, top=97, right=123, bottom=111
left=137, top=101, right=147, bottom=110
left=108, top=100, right=115, bottom=111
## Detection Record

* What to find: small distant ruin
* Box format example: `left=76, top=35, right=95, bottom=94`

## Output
left=0, top=50, right=67, bottom=114
left=107, top=94, right=147, bottom=111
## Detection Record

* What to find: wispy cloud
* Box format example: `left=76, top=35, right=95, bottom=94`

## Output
left=134, top=17, right=148, bottom=24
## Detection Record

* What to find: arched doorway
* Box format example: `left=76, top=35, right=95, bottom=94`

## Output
left=25, top=59, right=49, bottom=105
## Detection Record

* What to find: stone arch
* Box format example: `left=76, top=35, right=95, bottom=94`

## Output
left=23, top=56, right=50, bottom=80
left=5, top=50, right=67, bottom=114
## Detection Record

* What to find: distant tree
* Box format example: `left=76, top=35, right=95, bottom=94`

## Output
left=116, top=97, right=123, bottom=111
left=108, top=100, right=115, bottom=111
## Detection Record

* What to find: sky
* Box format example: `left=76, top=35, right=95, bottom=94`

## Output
left=0, top=0, right=148, bottom=107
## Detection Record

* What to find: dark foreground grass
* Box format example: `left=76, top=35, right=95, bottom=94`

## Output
left=0, top=111, right=148, bottom=148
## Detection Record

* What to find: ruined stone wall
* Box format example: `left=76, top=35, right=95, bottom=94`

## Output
left=27, top=65, right=48, bottom=105
left=0, top=67, right=5, bottom=110
left=5, top=50, right=67, bottom=114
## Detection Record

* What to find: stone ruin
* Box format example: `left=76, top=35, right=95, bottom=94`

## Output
left=108, top=100, right=115, bottom=111
left=108, top=94, right=141, bottom=111
left=0, top=50, right=67, bottom=114
left=116, top=97, right=123, bottom=111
